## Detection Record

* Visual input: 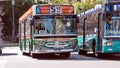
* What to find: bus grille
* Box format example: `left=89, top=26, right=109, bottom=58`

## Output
left=45, top=42, right=68, bottom=48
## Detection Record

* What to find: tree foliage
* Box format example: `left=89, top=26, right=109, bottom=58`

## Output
left=51, top=0, right=61, bottom=4
left=1, top=0, right=104, bottom=39
left=51, top=0, right=69, bottom=4
left=75, top=0, right=104, bottom=14
left=33, top=0, right=47, bottom=4
left=73, top=1, right=83, bottom=14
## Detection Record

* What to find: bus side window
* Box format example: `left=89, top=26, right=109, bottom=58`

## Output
left=106, top=14, right=112, bottom=30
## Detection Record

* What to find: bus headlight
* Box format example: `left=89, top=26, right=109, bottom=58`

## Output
left=68, top=39, right=77, bottom=45
left=104, top=42, right=112, bottom=46
left=35, top=40, right=44, bottom=45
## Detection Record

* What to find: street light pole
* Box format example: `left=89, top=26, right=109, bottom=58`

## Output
left=12, top=0, right=15, bottom=42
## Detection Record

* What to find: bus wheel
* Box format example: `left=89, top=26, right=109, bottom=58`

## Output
left=31, top=53, right=38, bottom=58
left=60, top=52, right=70, bottom=58
left=22, top=51, right=30, bottom=56
left=92, top=40, right=102, bottom=57
left=78, top=49, right=87, bottom=55
left=93, top=46, right=102, bottom=58
left=0, top=50, right=2, bottom=54
left=94, top=51, right=102, bottom=58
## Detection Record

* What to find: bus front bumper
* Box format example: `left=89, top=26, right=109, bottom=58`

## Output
left=31, top=49, right=77, bottom=54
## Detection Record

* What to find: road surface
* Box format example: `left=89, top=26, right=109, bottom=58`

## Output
left=0, top=46, right=120, bottom=68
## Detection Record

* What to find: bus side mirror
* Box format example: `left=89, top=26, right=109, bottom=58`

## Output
left=30, top=18, right=34, bottom=26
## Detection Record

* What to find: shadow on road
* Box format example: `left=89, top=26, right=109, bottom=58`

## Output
left=31, top=53, right=98, bottom=60
left=31, top=54, right=70, bottom=60
left=99, top=54, right=120, bottom=61
left=20, top=52, right=120, bottom=61
left=80, top=54, right=120, bottom=61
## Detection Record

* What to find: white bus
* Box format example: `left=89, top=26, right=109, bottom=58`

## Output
left=19, top=4, right=79, bottom=58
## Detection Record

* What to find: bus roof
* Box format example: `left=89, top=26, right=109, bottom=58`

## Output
left=105, top=0, right=120, bottom=3
left=77, top=4, right=102, bottom=17
left=19, top=4, right=75, bottom=23
left=19, top=7, right=32, bottom=23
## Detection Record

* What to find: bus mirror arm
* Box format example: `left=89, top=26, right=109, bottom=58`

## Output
left=30, top=18, right=34, bottom=26
left=84, top=18, right=87, bottom=21
left=102, top=13, right=105, bottom=21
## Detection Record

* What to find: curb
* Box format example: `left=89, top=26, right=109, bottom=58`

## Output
left=0, top=43, right=19, bottom=47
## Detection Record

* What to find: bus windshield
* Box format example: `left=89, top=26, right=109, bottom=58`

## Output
left=104, top=16, right=120, bottom=36
left=34, top=16, right=77, bottom=35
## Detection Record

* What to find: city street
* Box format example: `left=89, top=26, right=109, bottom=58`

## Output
left=0, top=46, right=120, bottom=68
left=1, top=0, right=120, bottom=68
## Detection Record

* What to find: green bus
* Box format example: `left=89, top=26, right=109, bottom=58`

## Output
left=77, top=0, right=120, bottom=57
left=19, top=4, right=79, bottom=58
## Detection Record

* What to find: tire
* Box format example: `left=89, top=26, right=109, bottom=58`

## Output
left=22, top=51, right=30, bottom=56
left=60, top=53, right=70, bottom=58
left=31, top=53, right=42, bottom=58
left=78, top=49, right=87, bottom=55
left=31, top=53, right=48, bottom=58
left=31, top=53, right=37, bottom=58
left=22, top=52, right=26, bottom=55
left=0, top=50, right=2, bottom=54
left=94, top=51, right=103, bottom=58
left=93, top=44, right=102, bottom=58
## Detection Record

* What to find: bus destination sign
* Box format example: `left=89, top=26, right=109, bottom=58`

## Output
left=35, top=5, right=74, bottom=15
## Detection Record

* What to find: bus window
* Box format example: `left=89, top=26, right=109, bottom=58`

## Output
left=54, top=18, right=76, bottom=34
left=44, top=18, right=53, bottom=34
left=105, top=4, right=111, bottom=12
left=105, top=14, right=112, bottom=36
left=113, top=4, right=120, bottom=11
left=105, top=16, right=120, bottom=36
left=34, top=19, right=46, bottom=34
left=34, top=16, right=53, bottom=35
left=66, top=20, right=71, bottom=33
left=55, top=19, right=66, bottom=34
left=34, top=16, right=77, bottom=35
left=106, top=17, right=112, bottom=31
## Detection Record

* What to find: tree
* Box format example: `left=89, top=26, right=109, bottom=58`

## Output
left=51, top=0, right=61, bottom=4
left=74, top=1, right=83, bottom=14
left=14, top=0, right=33, bottom=38
left=51, top=0, right=69, bottom=4
left=33, top=0, right=48, bottom=4
left=79, top=0, right=104, bottom=13
left=3, top=0, right=33, bottom=41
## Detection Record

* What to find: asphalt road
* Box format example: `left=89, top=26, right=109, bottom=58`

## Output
left=0, top=46, right=120, bottom=68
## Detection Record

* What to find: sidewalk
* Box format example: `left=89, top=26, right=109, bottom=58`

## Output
left=1, top=40, right=19, bottom=47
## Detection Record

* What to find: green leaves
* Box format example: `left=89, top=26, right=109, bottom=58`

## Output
left=74, top=1, right=83, bottom=14
left=74, top=0, right=104, bottom=14
left=51, top=0, right=69, bottom=4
